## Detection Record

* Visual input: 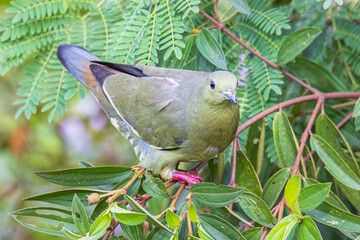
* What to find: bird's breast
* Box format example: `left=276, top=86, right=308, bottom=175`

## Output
left=182, top=101, right=239, bottom=161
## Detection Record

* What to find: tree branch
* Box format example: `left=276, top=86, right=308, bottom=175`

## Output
left=236, top=92, right=360, bottom=135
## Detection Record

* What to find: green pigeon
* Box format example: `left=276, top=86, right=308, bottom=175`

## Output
left=57, top=44, right=239, bottom=184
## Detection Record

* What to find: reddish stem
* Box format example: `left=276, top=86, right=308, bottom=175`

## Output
left=229, top=138, right=238, bottom=187
left=292, top=98, right=324, bottom=176
left=236, top=92, right=360, bottom=136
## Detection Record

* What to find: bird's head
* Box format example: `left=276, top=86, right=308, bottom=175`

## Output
left=204, top=71, right=238, bottom=105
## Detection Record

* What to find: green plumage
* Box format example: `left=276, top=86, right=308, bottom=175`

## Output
left=57, top=45, right=239, bottom=180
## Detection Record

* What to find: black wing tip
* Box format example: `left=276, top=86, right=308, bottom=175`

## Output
left=89, top=64, right=114, bottom=87
left=90, top=61, right=147, bottom=77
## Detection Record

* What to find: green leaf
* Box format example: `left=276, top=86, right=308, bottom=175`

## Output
left=166, top=210, right=181, bottom=229
left=242, top=227, right=264, bottom=240
left=35, top=166, right=132, bottom=186
left=146, top=227, right=173, bottom=240
left=198, top=213, right=246, bottom=240
left=163, top=35, right=194, bottom=69
left=298, top=183, right=331, bottom=212
left=64, top=228, right=82, bottom=239
left=226, top=0, right=251, bottom=15
left=25, top=189, right=105, bottom=206
left=238, top=191, right=276, bottom=228
left=71, top=194, right=90, bottom=236
left=307, top=201, right=360, bottom=232
left=261, top=168, right=292, bottom=208
left=110, top=204, right=147, bottom=226
left=297, top=216, right=323, bottom=240
left=88, top=209, right=112, bottom=237
left=284, top=175, right=302, bottom=216
left=277, top=27, right=321, bottom=66
left=354, top=98, right=360, bottom=117
left=124, top=194, right=173, bottom=233
left=235, top=150, right=262, bottom=196
left=188, top=203, right=197, bottom=223
left=190, top=182, right=244, bottom=208
left=273, top=112, right=299, bottom=168
left=120, top=222, right=144, bottom=240
left=315, top=114, right=359, bottom=174
left=310, top=135, right=360, bottom=190
left=246, top=119, right=263, bottom=173
left=337, top=181, right=360, bottom=212
left=142, top=171, right=169, bottom=200
left=304, top=178, right=348, bottom=211
left=217, top=0, right=239, bottom=23
left=196, top=29, right=227, bottom=70
left=288, top=57, right=347, bottom=92
left=9, top=207, right=75, bottom=237
left=266, top=215, right=299, bottom=240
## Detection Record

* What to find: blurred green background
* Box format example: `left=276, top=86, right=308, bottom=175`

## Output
left=0, top=1, right=139, bottom=239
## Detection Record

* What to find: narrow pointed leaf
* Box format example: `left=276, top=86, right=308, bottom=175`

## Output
left=307, top=201, right=360, bottom=232
left=238, top=191, right=276, bottom=228
left=25, top=189, right=105, bottom=206
left=315, top=114, right=359, bottom=174
left=88, top=210, right=112, bottom=237
left=121, top=222, right=144, bottom=240
left=142, top=171, right=169, bottom=200
left=261, top=168, right=292, bottom=208
left=35, top=166, right=132, bottom=186
left=188, top=203, right=197, bottom=223
left=277, top=28, right=321, bottom=66
left=298, top=183, right=331, bottom=212
left=284, top=175, right=302, bottom=216
left=310, top=135, right=360, bottom=190
left=71, top=194, right=90, bottom=236
left=273, top=112, right=299, bottom=167
left=9, top=207, right=76, bottom=237
left=190, top=182, right=244, bottom=208
left=297, top=216, right=323, bottom=240
left=235, top=150, right=262, bottom=196
left=288, top=57, right=347, bottom=92
left=266, top=215, right=299, bottom=240
left=110, top=204, right=147, bottom=225
left=124, top=194, right=173, bottom=233
left=196, top=29, right=227, bottom=70
left=242, top=227, right=264, bottom=240
left=304, top=178, right=348, bottom=211
left=198, top=213, right=246, bottom=240
left=166, top=210, right=180, bottom=229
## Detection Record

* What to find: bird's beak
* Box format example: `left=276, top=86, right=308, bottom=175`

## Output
left=222, top=90, right=237, bottom=105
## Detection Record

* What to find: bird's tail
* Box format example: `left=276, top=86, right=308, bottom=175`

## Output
left=57, top=44, right=105, bottom=96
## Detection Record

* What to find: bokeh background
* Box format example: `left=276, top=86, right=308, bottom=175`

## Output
left=0, top=1, right=139, bottom=239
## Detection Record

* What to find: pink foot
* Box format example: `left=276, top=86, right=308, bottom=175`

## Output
left=172, top=171, right=203, bottom=185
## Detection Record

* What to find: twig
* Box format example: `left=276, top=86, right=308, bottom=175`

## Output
left=236, top=92, right=360, bottom=136
left=169, top=183, right=186, bottom=211
left=229, top=138, right=238, bottom=187
left=102, top=219, right=119, bottom=240
left=292, top=98, right=324, bottom=176
left=337, top=112, right=353, bottom=129
left=260, top=228, right=268, bottom=240
left=106, top=167, right=145, bottom=204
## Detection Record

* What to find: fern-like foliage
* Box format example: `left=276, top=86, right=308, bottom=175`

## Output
left=245, top=0, right=291, bottom=36
left=334, top=18, right=360, bottom=53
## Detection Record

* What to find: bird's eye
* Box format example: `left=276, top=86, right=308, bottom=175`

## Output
left=210, top=81, right=215, bottom=90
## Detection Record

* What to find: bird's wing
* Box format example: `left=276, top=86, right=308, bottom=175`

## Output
left=102, top=72, right=191, bottom=149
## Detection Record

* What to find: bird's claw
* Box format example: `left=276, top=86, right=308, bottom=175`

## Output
left=172, top=171, right=203, bottom=185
